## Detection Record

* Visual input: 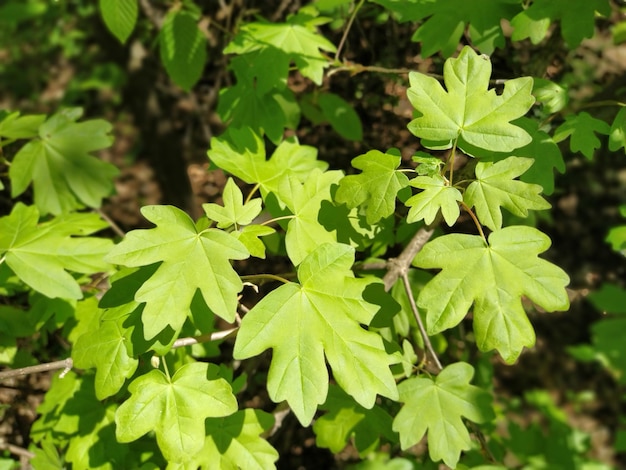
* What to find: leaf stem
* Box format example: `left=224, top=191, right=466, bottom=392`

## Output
left=260, top=215, right=296, bottom=226
left=401, top=272, right=443, bottom=371
left=245, top=183, right=260, bottom=204
left=335, top=0, right=365, bottom=62
left=241, top=273, right=292, bottom=284
left=0, top=255, right=5, bottom=266
left=96, top=208, right=125, bottom=238
left=162, top=357, right=172, bottom=381
left=460, top=201, right=487, bottom=242
left=447, top=138, right=459, bottom=185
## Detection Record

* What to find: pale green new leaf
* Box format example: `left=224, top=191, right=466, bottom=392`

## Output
left=225, top=16, right=336, bottom=84
left=207, top=128, right=327, bottom=201
left=99, top=0, right=138, bottom=44
left=413, top=227, right=570, bottom=363
left=106, top=205, right=249, bottom=339
left=335, top=150, right=409, bottom=224
left=194, top=409, right=278, bottom=470
left=407, top=46, right=534, bottom=152
left=73, top=319, right=138, bottom=399
left=609, top=107, right=626, bottom=152
left=9, top=108, right=118, bottom=215
left=405, top=175, right=462, bottom=226
left=280, top=169, right=343, bottom=266
left=464, top=157, right=551, bottom=231
left=0, top=203, right=112, bottom=299
left=393, top=362, right=495, bottom=468
left=234, top=243, right=398, bottom=425
left=553, top=112, right=610, bottom=159
left=159, top=10, right=207, bottom=91
left=115, top=362, right=238, bottom=463
left=202, top=178, right=262, bottom=229
left=232, top=225, right=275, bottom=259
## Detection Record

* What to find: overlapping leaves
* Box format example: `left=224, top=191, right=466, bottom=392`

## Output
left=234, top=243, right=398, bottom=425
left=413, top=226, right=570, bottom=363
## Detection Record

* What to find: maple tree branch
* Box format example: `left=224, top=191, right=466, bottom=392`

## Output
left=0, top=441, right=35, bottom=460
left=0, top=358, right=73, bottom=381
left=97, top=208, right=125, bottom=238
left=401, top=272, right=443, bottom=371
left=382, top=226, right=434, bottom=291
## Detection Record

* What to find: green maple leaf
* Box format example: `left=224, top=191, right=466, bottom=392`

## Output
left=9, top=108, right=118, bottom=215
left=335, top=150, right=409, bottom=224
left=313, top=385, right=397, bottom=455
left=192, top=409, right=279, bottom=470
left=225, top=14, right=336, bottom=85
left=115, top=362, right=238, bottom=463
left=464, top=156, right=551, bottom=231
left=0, top=203, right=112, bottom=299
left=407, top=46, right=534, bottom=152
left=511, top=0, right=611, bottom=48
left=203, top=178, right=262, bottom=229
left=553, top=112, right=610, bottom=159
left=372, top=0, right=521, bottom=57
left=279, top=169, right=343, bottom=266
left=207, top=128, right=327, bottom=200
left=72, top=318, right=138, bottom=399
left=609, top=107, right=626, bottom=152
left=234, top=243, right=399, bottom=425
left=413, top=227, right=570, bottom=363
left=405, top=174, right=462, bottom=226
left=232, top=225, right=275, bottom=259
left=106, top=205, right=249, bottom=340
left=392, top=362, right=495, bottom=468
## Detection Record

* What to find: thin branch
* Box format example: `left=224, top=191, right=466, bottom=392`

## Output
left=0, top=358, right=73, bottom=381
left=401, top=272, right=443, bottom=371
left=335, top=0, right=365, bottom=62
left=0, top=442, right=35, bottom=460
left=97, top=208, right=125, bottom=238
left=382, top=226, right=434, bottom=292
left=171, top=327, right=238, bottom=348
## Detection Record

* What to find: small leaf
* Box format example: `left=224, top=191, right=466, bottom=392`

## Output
left=413, top=227, right=570, bottom=363
left=203, top=178, right=262, bottom=228
left=0, top=203, right=112, bottom=299
left=464, top=156, right=551, bottom=231
left=234, top=243, right=398, bottom=425
left=232, top=225, right=275, bottom=259
left=159, top=10, right=207, bottom=91
left=405, top=174, right=462, bottom=226
left=553, top=112, right=610, bottom=159
left=99, top=0, right=138, bottom=44
left=532, top=78, right=569, bottom=114
left=318, top=93, right=363, bottom=141
left=106, top=205, right=249, bottom=339
left=9, top=109, right=118, bottom=215
left=407, top=46, right=534, bottom=152
left=393, top=362, right=495, bottom=468
left=115, top=362, right=238, bottom=462
left=609, top=107, right=626, bottom=152
left=335, top=150, right=409, bottom=224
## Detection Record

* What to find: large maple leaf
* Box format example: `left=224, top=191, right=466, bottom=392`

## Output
left=234, top=243, right=398, bottom=425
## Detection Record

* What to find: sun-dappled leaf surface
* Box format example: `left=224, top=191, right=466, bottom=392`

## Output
left=234, top=243, right=398, bottom=425
left=115, top=362, right=238, bottom=463
left=0, top=203, right=112, bottom=299
left=335, top=150, right=409, bottom=224
left=106, top=205, right=249, bottom=339
left=9, top=108, right=118, bottom=215
left=407, top=46, right=534, bottom=152
left=464, top=157, right=550, bottom=231
left=393, top=362, right=495, bottom=468
left=405, top=174, right=462, bottom=226
left=413, top=227, right=570, bottom=363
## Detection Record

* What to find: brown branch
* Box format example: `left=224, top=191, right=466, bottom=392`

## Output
left=0, top=441, right=35, bottom=460
left=0, top=358, right=73, bottom=381
left=382, top=226, right=434, bottom=292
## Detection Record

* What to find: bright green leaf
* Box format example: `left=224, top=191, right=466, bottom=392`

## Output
left=318, top=93, right=363, bottom=141
left=193, top=409, right=279, bottom=470
left=9, top=108, right=118, bottom=215
left=0, top=203, right=112, bottom=299
left=393, top=362, right=495, bottom=468
left=405, top=174, right=462, bottom=226
left=609, top=107, right=626, bottom=152
left=532, top=78, right=569, bottom=114
left=99, top=0, right=137, bottom=44
left=73, top=319, right=138, bottom=399
left=464, top=156, right=551, bottom=231
left=207, top=128, right=327, bottom=201
left=0, top=111, right=45, bottom=139
left=234, top=243, right=398, bottom=425
left=413, top=227, right=570, bottom=363
left=232, top=225, right=275, bottom=259
left=106, top=205, right=249, bottom=339
left=280, top=169, right=343, bottom=265
left=511, top=0, right=611, bottom=48
left=553, top=112, right=610, bottom=159
left=159, top=10, right=207, bottom=91
left=202, top=178, right=263, bottom=229
left=407, top=46, right=534, bottom=152
left=335, top=150, right=409, bottom=224
left=115, top=362, right=238, bottom=462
